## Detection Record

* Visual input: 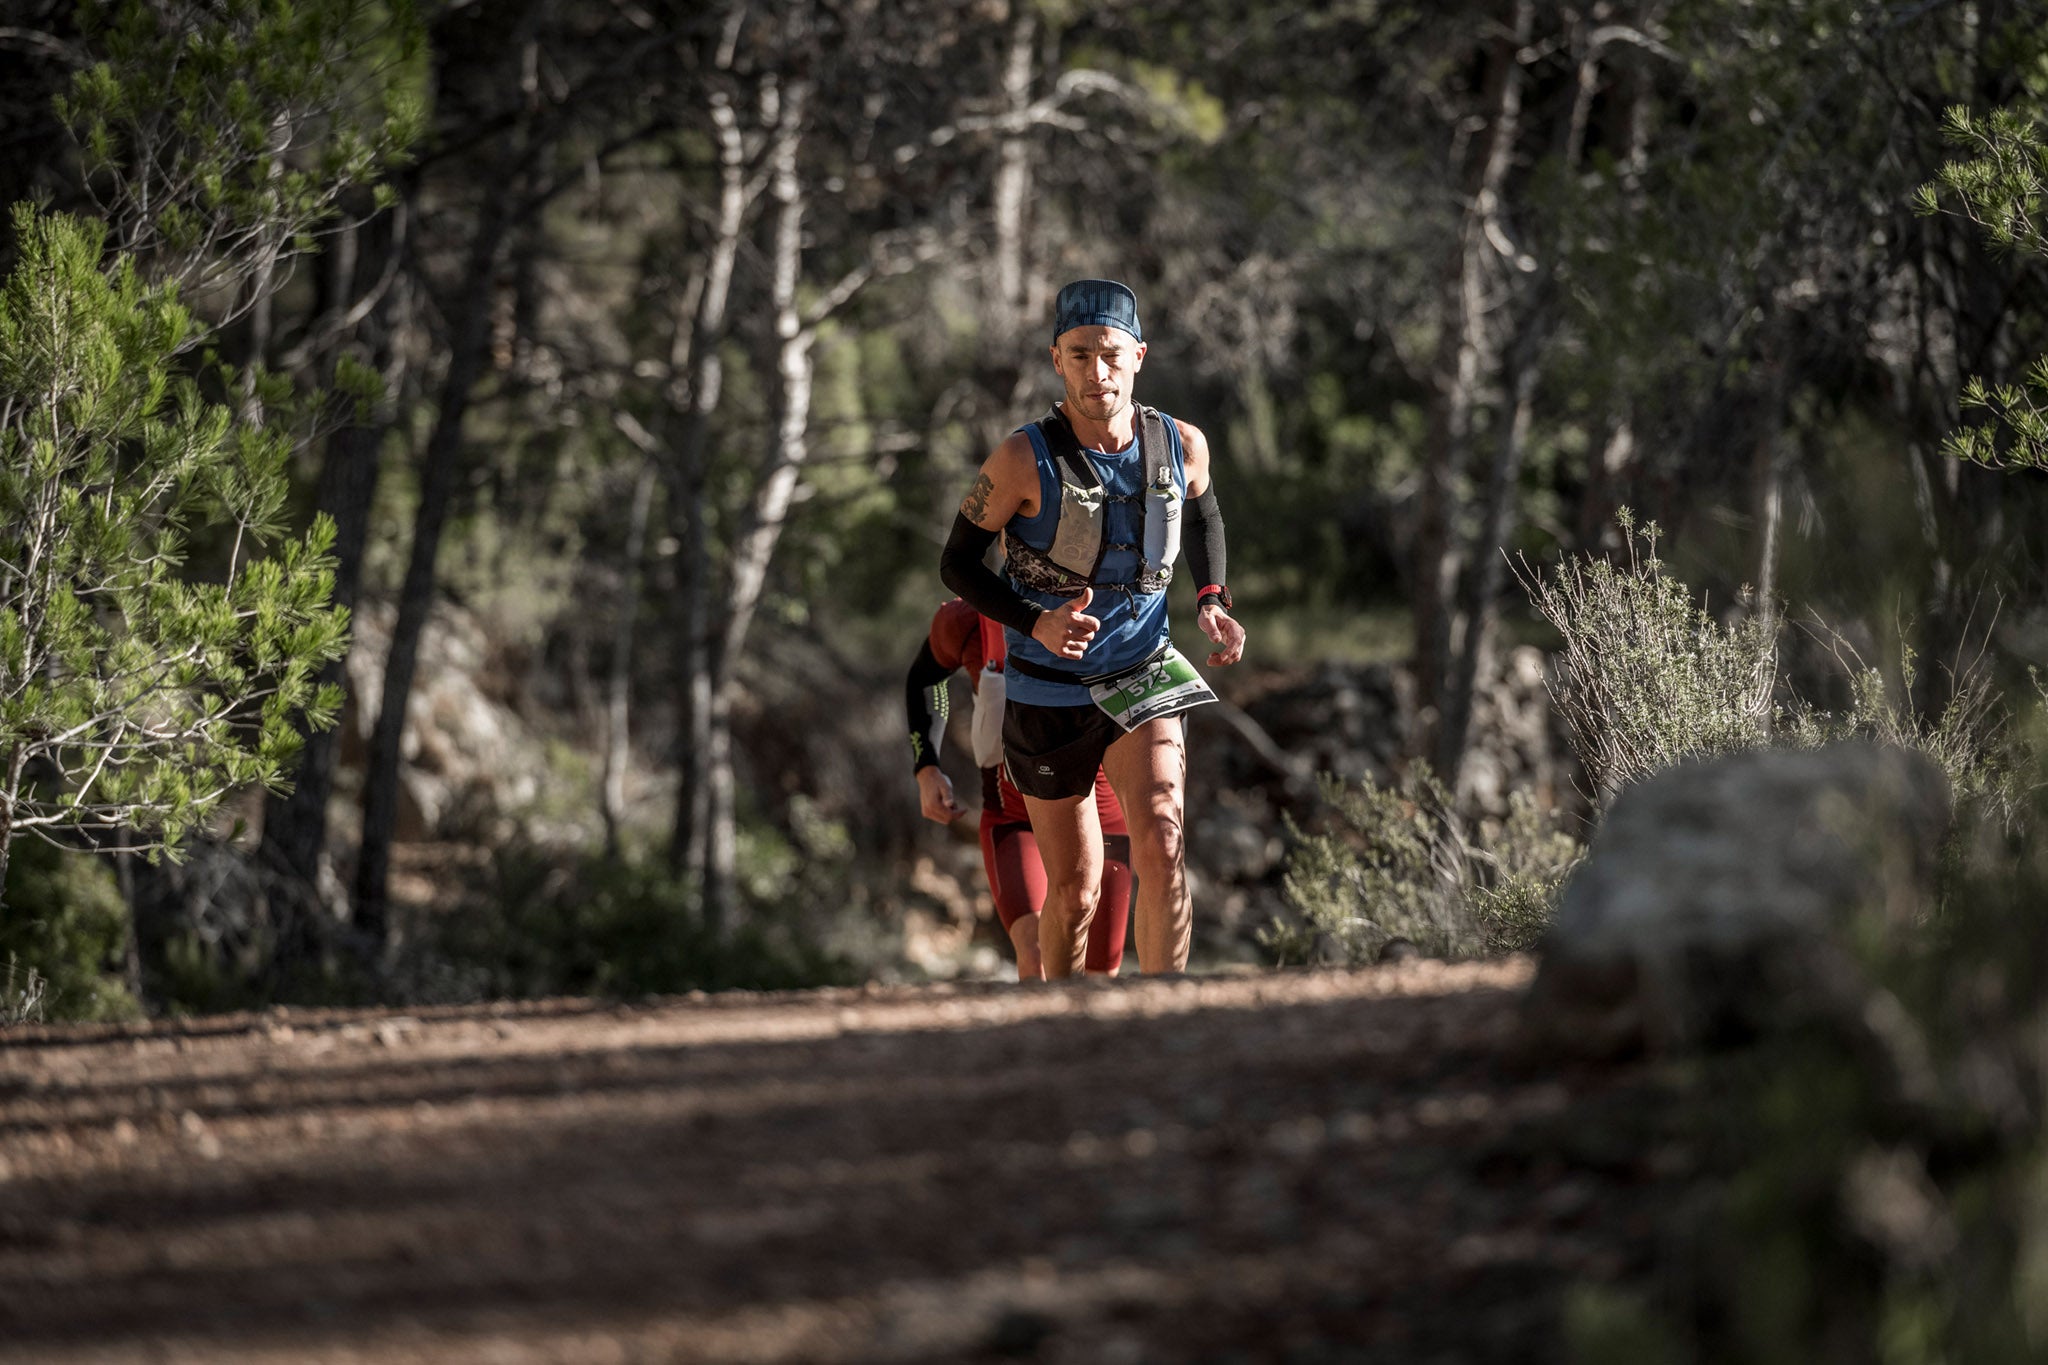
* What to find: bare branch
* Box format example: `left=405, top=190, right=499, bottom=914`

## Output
left=893, top=67, right=1154, bottom=166
left=0, top=25, right=83, bottom=64
left=1584, top=24, right=1682, bottom=64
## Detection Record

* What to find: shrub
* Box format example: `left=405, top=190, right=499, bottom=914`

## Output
left=1263, top=766, right=1581, bottom=964
left=1780, top=631, right=2032, bottom=833
left=1517, top=510, right=1777, bottom=801
left=1471, top=789, right=1587, bottom=952
left=404, top=849, right=859, bottom=1003
left=1523, top=512, right=2025, bottom=828
left=1, top=958, right=46, bottom=1024
left=0, top=837, right=140, bottom=1022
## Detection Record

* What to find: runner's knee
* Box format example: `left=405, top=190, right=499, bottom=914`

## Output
left=1132, top=807, right=1185, bottom=875
left=1043, top=876, right=1101, bottom=924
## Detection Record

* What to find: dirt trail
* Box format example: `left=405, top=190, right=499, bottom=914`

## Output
left=0, top=961, right=1676, bottom=1364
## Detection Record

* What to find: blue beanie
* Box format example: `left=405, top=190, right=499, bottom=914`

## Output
left=1052, top=279, right=1142, bottom=344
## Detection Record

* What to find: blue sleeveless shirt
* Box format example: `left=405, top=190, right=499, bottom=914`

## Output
left=1003, top=409, right=1187, bottom=707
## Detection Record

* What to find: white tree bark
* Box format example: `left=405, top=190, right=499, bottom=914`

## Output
left=669, top=68, right=758, bottom=880
left=601, top=456, right=657, bottom=857
left=991, top=9, right=1036, bottom=334
left=702, top=47, right=816, bottom=934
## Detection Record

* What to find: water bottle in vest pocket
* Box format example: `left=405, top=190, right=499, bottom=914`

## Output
left=1144, top=465, right=1181, bottom=577
left=972, top=662, right=1007, bottom=769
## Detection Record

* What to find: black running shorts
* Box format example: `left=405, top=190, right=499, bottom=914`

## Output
left=1002, top=699, right=1128, bottom=801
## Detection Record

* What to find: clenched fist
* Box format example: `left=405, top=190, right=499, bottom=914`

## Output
left=916, top=766, right=965, bottom=823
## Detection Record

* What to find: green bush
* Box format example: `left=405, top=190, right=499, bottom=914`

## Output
left=1780, top=638, right=2031, bottom=834
left=407, top=849, right=859, bottom=1003
left=1519, top=510, right=1778, bottom=801
left=1525, top=512, right=2025, bottom=827
left=1263, top=766, right=1581, bottom=964
left=0, top=838, right=140, bottom=1022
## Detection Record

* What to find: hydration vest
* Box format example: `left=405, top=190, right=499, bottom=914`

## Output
left=1004, top=404, right=1179, bottom=599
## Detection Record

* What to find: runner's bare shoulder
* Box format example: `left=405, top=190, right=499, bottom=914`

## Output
left=968, top=430, right=1042, bottom=523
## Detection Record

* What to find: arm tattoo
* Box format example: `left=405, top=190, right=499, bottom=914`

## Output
left=960, top=472, right=996, bottom=525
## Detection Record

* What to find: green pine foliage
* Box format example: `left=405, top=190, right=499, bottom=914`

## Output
left=56, top=0, right=423, bottom=285
left=0, top=835, right=138, bottom=1022
left=1919, top=105, right=2048, bottom=470
left=0, top=204, right=347, bottom=877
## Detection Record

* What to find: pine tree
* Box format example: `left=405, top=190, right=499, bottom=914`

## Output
left=1920, top=104, right=2048, bottom=471
left=0, top=204, right=347, bottom=894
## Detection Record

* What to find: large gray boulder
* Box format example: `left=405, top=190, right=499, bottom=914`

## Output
left=1525, top=742, right=1951, bottom=1057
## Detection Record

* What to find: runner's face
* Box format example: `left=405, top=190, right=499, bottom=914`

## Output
left=1051, top=327, right=1145, bottom=426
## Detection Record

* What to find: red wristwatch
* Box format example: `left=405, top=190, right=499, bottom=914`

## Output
left=1197, top=583, right=1231, bottom=610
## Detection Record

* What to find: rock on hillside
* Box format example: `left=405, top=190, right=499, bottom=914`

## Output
left=1525, top=741, right=1951, bottom=1057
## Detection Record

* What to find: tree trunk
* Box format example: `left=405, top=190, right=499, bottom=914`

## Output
left=600, top=460, right=657, bottom=857
left=261, top=207, right=406, bottom=907
left=673, top=470, right=713, bottom=879
left=1896, top=270, right=1957, bottom=716
left=964, top=9, right=1045, bottom=446
left=1438, top=298, right=1545, bottom=790
left=1576, top=419, right=1635, bottom=553
left=991, top=9, right=1035, bottom=334
left=668, top=78, right=752, bottom=881
left=353, top=204, right=509, bottom=953
left=1410, top=0, right=1530, bottom=766
left=1572, top=19, right=1652, bottom=555
left=0, top=751, right=18, bottom=903
left=263, top=425, right=382, bottom=877
left=1903, top=0, right=2021, bottom=725
left=1752, top=378, right=1786, bottom=647
left=702, top=685, right=738, bottom=933
left=700, top=62, right=814, bottom=935
left=234, top=116, right=292, bottom=426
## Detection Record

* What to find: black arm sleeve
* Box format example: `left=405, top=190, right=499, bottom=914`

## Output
left=1184, top=486, right=1228, bottom=603
left=939, top=513, right=1044, bottom=636
left=905, top=640, right=952, bottom=772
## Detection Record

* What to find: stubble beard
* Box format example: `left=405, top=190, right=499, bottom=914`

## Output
left=1065, top=384, right=1126, bottom=427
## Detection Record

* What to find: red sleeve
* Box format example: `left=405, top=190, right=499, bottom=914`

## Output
left=927, top=598, right=976, bottom=673
left=980, top=613, right=1007, bottom=670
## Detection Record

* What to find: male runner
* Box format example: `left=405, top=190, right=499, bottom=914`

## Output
left=939, top=279, right=1245, bottom=976
left=906, top=598, right=1132, bottom=979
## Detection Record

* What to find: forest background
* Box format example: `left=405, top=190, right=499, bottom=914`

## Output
left=4, top=0, right=2048, bottom=1020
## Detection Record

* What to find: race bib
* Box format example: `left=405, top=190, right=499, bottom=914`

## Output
left=1088, top=646, right=1217, bottom=732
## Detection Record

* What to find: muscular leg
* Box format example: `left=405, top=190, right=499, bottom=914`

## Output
left=1085, top=834, right=1133, bottom=974
left=1006, top=914, right=1044, bottom=980
left=984, top=821, right=1048, bottom=981
left=1019, top=791, right=1104, bottom=978
left=1101, top=717, right=1191, bottom=973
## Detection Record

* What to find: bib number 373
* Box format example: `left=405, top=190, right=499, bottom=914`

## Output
left=1089, top=646, right=1217, bottom=732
